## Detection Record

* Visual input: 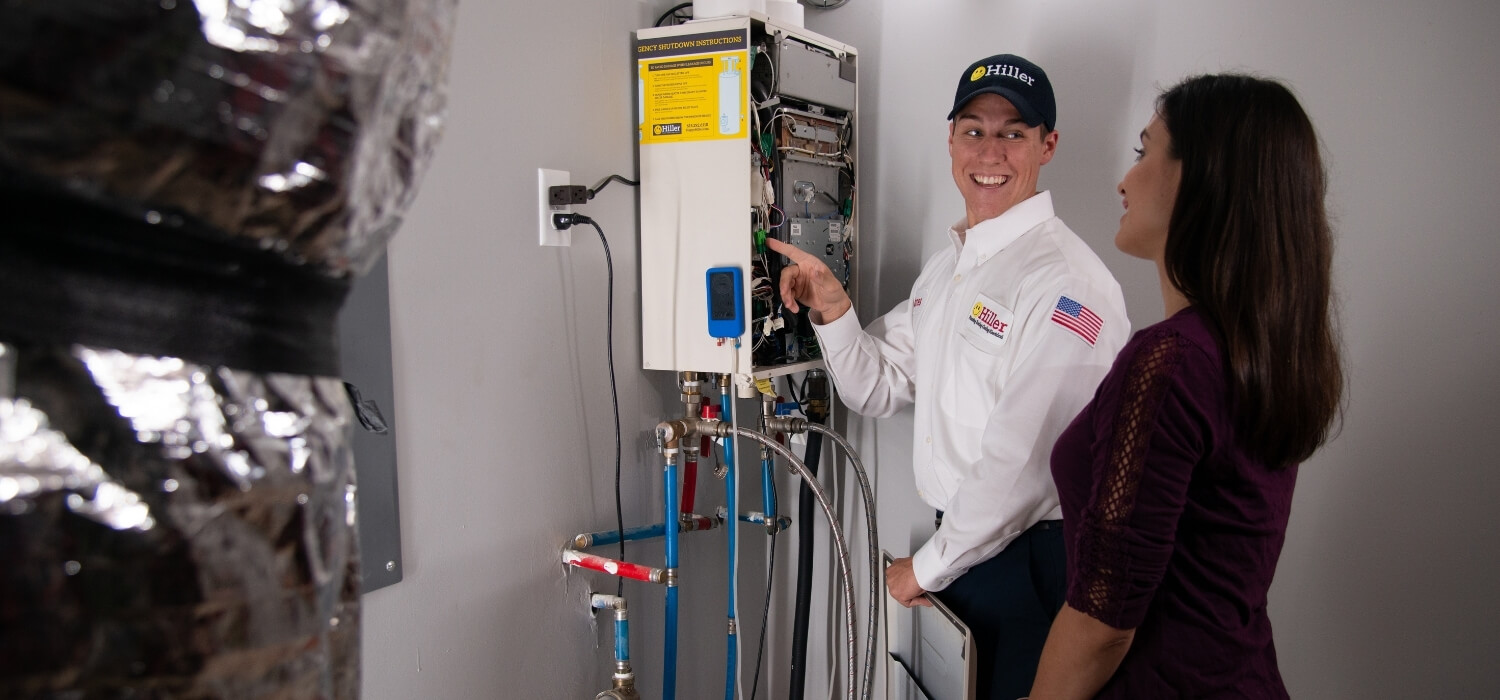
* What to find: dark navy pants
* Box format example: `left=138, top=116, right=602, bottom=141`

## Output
left=933, top=518, right=1067, bottom=700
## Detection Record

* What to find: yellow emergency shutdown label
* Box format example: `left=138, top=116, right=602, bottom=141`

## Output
left=636, top=29, right=748, bottom=144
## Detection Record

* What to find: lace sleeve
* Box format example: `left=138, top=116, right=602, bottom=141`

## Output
left=1068, top=327, right=1205, bottom=629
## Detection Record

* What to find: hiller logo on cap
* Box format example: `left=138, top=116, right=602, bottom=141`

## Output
left=969, top=64, right=1037, bottom=86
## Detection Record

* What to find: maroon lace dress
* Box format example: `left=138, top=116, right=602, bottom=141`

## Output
left=1051, top=307, right=1296, bottom=698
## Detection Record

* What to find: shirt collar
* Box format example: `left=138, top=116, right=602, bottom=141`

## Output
left=946, top=190, right=1056, bottom=257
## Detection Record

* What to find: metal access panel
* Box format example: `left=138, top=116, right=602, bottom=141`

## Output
left=776, top=36, right=856, bottom=112
left=779, top=155, right=842, bottom=220
left=636, top=15, right=857, bottom=377
left=884, top=550, right=976, bottom=700
left=336, top=252, right=403, bottom=593
left=784, top=217, right=847, bottom=282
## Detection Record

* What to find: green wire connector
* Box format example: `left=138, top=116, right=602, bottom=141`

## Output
left=753, top=228, right=768, bottom=254
left=842, top=197, right=853, bottom=217
left=760, top=132, right=774, bottom=156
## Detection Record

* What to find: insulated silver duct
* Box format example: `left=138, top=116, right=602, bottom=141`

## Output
left=0, top=2, right=456, bottom=696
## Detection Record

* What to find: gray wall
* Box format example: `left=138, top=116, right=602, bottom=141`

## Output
left=362, top=2, right=732, bottom=698
left=363, top=0, right=1500, bottom=698
left=808, top=0, right=1500, bottom=697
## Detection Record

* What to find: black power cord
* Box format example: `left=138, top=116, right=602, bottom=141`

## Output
left=589, top=174, right=639, bottom=200
left=789, top=371, right=830, bottom=700
left=655, top=2, right=693, bottom=26
left=554, top=212, right=625, bottom=596
left=750, top=461, right=779, bottom=700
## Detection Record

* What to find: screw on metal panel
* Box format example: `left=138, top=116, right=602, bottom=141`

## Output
left=386, top=561, right=396, bottom=572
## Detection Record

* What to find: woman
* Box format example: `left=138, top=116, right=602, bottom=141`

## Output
left=1027, top=74, right=1343, bottom=698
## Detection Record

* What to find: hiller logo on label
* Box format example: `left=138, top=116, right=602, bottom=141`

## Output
left=970, top=301, right=1009, bottom=338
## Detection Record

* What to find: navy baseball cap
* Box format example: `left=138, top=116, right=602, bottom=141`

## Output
left=947, top=53, right=1056, bottom=131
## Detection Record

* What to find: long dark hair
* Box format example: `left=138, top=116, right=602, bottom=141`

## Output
left=1158, top=74, right=1343, bottom=466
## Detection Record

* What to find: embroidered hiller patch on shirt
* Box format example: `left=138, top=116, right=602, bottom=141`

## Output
left=1052, top=295, right=1103, bottom=346
left=968, top=293, right=1013, bottom=341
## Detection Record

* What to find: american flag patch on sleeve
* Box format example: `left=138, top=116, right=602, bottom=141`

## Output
left=1052, top=295, right=1103, bottom=346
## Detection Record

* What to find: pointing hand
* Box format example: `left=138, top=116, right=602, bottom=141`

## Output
left=766, top=238, right=852, bottom=323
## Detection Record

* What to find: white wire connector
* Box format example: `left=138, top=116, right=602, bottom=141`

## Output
left=761, top=315, right=785, bottom=336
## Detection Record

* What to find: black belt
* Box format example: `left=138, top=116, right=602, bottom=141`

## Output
left=0, top=181, right=350, bottom=376
left=935, top=510, right=1063, bottom=532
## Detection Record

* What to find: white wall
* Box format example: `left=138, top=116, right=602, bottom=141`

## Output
left=364, top=0, right=1500, bottom=697
left=807, top=0, right=1500, bottom=697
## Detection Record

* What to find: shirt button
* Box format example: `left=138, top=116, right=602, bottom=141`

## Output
left=925, top=435, right=932, bottom=444
left=953, top=274, right=962, bottom=282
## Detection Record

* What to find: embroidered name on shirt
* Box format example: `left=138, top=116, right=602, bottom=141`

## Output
left=969, top=298, right=1010, bottom=340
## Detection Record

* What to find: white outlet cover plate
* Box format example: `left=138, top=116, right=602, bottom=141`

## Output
left=538, top=168, right=571, bottom=246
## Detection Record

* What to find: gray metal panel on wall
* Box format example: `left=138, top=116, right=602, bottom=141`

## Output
left=338, top=252, right=403, bottom=592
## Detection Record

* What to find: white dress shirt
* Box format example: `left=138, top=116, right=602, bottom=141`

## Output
left=813, top=192, right=1129, bottom=591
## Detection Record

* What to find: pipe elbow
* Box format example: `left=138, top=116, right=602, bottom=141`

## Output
left=655, top=420, right=689, bottom=450
left=590, top=593, right=627, bottom=612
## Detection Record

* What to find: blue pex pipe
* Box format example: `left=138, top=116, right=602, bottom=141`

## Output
left=725, top=631, right=738, bottom=700
left=665, top=587, right=678, bottom=700
left=721, top=392, right=738, bottom=700
left=586, top=522, right=666, bottom=547
left=761, top=456, right=775, bottom=521
left=576, top=515, right=718, bottom=548
left=663, top=453, right=680, bottom=700
left=665, top=457, right=680, bottom=570
left=616, top=616, right=630, bottom=663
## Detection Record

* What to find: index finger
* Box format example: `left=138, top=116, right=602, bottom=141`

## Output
left=765, top=237, right=818, bottom=265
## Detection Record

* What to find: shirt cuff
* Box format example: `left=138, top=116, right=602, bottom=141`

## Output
left=911, top=538, right=963, bottom=593
left=810, top=307, right=864, bottom=351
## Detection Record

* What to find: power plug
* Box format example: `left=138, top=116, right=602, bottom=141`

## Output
left=537, top=168, right=571, bottom=246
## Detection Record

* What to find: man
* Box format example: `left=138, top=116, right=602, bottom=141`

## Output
left=768, top=53, right=1129, bottom=699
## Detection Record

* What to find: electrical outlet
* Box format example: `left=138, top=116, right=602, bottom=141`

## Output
left=538, top=168, right=571, bottom=246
